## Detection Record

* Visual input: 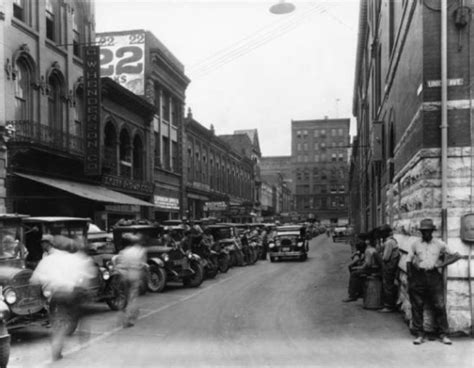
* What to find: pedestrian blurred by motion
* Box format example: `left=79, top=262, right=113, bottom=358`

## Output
left=31, top=234, right=96, bottom=361
left=114, top=233, right=147, bottom=328
left=407, top=219, right=461, bottom=345
left=378, top=225, right=400, bottom=313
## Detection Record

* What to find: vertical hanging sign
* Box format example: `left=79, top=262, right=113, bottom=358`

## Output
left=83, top=46, right=102, bottom=175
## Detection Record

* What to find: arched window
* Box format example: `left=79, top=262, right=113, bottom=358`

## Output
left=133, top=135, right=144, bottom=180
left=103, top=121, right=117, bottom=175
left=119, top=129, right=131, bottom=178
left=14, top=59, right=33, bottom=121
left=48, top=73, right=64, bottom=131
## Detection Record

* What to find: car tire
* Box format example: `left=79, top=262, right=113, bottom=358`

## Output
left=183, top=260, right=204, bottom=288
left=300, top=253, right=308, bottom=262
left=270, top=256, right=275, bottom=262
left=106, top=275, right=128, bottom=311
left=147, top=265, right=167, bottom=293
left=218, top=253, right=230, bottom=273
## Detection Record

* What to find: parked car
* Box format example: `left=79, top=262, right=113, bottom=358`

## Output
left=268, top=225, right=308, bottom=262
left=332, top=226, right=350, bottom=242
left=206, top=224, right=244, bottom=267
left=0, top=214, right=49, bottom=368
left=23, top=217, right=128, bottom=313
left=113, top=222, right=204, bottom=292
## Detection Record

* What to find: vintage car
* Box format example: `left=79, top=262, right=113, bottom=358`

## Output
left=206, top=224, right=244, bottom=267
left=0, top=214, right=49, bottom=368
left=23, top=217, right=128, bottom=312
left=113, top=222, right=204, bottom=293
left=332, top=226, right=351, bottom=243
left=268, top=225, right=308, bottom=262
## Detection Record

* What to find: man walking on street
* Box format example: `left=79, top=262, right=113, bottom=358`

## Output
left=407, top=218, right=461, bottom=345
left=379, top=225, right=400, bottom=313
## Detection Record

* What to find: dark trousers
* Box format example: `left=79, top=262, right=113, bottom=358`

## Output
left=348, top=269, right=366, bottom=299
left=382, top=256, right=399, bottom=309
left=408, top=268, right=449, bottom=337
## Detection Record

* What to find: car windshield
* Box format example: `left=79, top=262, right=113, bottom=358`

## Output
left=0, top=226, right=23, bottom=259
left=211, top=228, right=233, bottom=240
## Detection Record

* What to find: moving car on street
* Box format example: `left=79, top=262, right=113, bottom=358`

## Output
left=268, top=225, right=308, bottom=262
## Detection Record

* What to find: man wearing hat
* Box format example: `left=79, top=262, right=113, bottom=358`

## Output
left=407, top=218, right=461, bottom=345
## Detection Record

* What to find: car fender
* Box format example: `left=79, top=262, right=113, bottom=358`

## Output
left=148, top=257, right=165, bottom=268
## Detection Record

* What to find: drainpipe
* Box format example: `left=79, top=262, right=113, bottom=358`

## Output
left=441, top=0, right=448, bottom=242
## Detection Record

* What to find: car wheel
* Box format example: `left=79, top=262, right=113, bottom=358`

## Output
left=300, top=253, right=308, bottom=261
left=270, top=256, right=275, bottom=262
left=147, top=265, right=167, bottom=293
left=183, top=260, right=204, bottom=288
left=106, top=275, right=128, bottom=311
left=218, top=253, right=230, bottom=273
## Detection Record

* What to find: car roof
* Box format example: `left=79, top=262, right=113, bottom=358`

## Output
left=0, top=214, right=29, bottom=220
left=275, top=230, right=300, bottom=236
left=113, top=224, right=163, bottom=231
left=277, top=225, right=302, bottom=231
left=24, top=217, right=91, bottom=223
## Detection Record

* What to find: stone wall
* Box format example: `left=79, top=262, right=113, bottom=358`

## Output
left=388, top=147, right=474, bottom=335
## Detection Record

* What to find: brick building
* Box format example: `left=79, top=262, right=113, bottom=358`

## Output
left=1, top=0, right=157, bottom=228
left=184, top=113, right=254, bottom=222
left=351, top=0, right=474, bottom=333
left=292, top=118, right=350, bottom=224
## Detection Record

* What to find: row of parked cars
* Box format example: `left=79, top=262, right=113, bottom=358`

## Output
left=0, top=214, right=313, bottom=367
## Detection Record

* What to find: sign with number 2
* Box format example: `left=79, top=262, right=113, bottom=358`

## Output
left=95, top=31, right=145, bottom=95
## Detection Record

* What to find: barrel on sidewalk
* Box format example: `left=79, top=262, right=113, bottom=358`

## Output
left=363, top=274, right=383, bottom=310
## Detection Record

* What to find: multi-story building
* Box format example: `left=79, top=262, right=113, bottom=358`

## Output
left=351, top=0, right=473, bottom=333
left=292, top=118, right=350, bottom=224
left=95, top=30, right=190, bottom=222
left=184, top=112, right=254, bottom=222
left=1, top=0, right=157, bottom=228
left=260, top=155, right=293, bottom=193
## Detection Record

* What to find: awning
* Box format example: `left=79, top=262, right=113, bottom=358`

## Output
left=15, top=172, right=154, bottom=207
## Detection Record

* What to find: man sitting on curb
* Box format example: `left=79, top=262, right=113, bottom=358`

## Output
left=343, top=230, right=381, bottom=302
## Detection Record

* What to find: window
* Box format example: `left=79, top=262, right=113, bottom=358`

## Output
left=321, top=153, right=326, bottom=161
left=338, top=153, right=344, bottom=162
left=339, top=185, right=345, bottom=193
left=331, top=154, right=337, bottom=162
left=331, top=129, right=337, bottom=137
left=155, top=133, right=162, bottom=167
left=303, top=143, right=308, bottom=151
left=74, top=87, right=83, bottom=137
left=172, top=141, right=178, bottom=172
left=13, top=0, right=25, bottom=22
left=314, top=154, right=319, bottom=162
left=162, top=93, right=170, bottom=122
left=48, top=74, right=64, bottom=131
left=72, top=9, right=82, bottom=57
left=321, top=142, right=326, bottom=149
left=296, top=130, right=301, bottom=138
left=46, top=0, right=58, bottom=42
left=304, top=155, right=308, bottom=162
left=297, top=143, right=302, bottom=151
left=297, top=155, right=302, bottom=162
left=314, top=142, right=319, bottom=150
left=162, top=136, right=170, bottom=170
left=303, top=130, right=308, bottom=138
left=321, top=129, right=326, bottom=136
left=14, top=60, right=32, bottom=121
left=338, top=128, right=344, bottom=136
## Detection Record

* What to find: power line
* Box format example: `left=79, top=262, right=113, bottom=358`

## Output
left=190, top=5, right=328, bottom=79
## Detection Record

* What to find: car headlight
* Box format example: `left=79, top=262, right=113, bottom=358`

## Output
left=162, top=253, right=170, bottom=262
left=269, top=242, right=275, bottom=248
left=4, top=289, right=17, bottom=304
left=102, top=270, right=110, bottom=280
left=43, top=288, right=52, bottom=298
left=297, top=242, right=303, bottom=247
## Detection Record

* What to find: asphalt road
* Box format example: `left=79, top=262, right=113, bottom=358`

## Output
left=8, top=235, right=474, bottom=368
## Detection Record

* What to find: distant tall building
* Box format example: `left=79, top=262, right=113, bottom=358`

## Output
left=292, top=118, right=350, bottom=224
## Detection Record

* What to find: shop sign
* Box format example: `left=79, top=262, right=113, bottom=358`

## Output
left=83, top=46, right=101, bottom=176
left=105, top=204, right=140, bottom=213
left=96, top=31, right=145, bottom=95
left=204, top=201, right=227, bottom=211
left=102, top=175, right=154, bottom=195
left=154, top=195, right=179, bottom=210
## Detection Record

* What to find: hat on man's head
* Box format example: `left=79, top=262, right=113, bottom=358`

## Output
left=379, top=224, right=393, bottom=234
left=419, top=218, right=436, bottom=231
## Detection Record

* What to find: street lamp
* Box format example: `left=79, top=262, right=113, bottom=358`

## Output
left=269, top=0, right=296, bottom=15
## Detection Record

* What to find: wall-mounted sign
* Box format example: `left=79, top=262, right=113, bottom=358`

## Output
left=154, top=195, right=179, bottom=210
left=96, top=31, right=145, bottom=95
left=204, top=201, right=228, bottom=211
left=102, top=175, right=154, bottom=195
left=83, top=46, right=102, bottom=176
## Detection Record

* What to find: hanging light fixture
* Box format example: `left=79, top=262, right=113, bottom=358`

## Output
left=269, top=0, right=296, bottom=15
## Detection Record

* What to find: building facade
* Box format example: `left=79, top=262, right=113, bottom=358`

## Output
left=184, top=113, right=254, bottom=222
left=292, top=118, right=350, bottom=224
left=95, top=30, right=190, bottom=222
left=351, top=0, right=474, bottom=333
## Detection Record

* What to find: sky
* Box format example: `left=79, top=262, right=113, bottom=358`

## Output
left=94, top=0, right=360, bottom=157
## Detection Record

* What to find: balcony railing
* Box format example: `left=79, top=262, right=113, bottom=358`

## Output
left=8, top=120, right=84, bottom=156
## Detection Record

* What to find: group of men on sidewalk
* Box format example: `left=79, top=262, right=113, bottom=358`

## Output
left=343, top=218, right=461, bottom=345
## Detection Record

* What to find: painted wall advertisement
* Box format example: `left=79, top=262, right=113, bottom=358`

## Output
left=83, top=46, right=101, bottom=176
left=96, top=31, right=145, bottom=95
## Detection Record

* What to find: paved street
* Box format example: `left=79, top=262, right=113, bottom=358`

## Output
left=8, top=235, right=473, bottom=368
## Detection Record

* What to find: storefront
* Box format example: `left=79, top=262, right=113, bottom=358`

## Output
left=153, top=194, right=180, bottom=222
